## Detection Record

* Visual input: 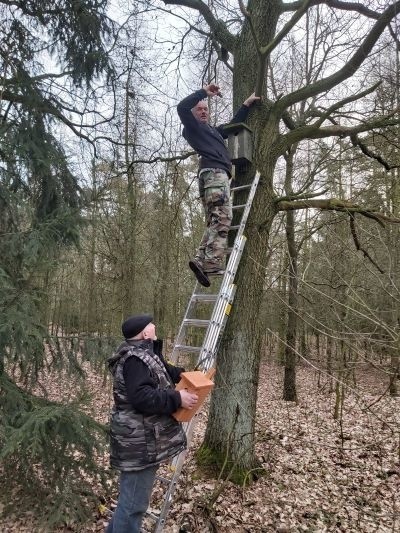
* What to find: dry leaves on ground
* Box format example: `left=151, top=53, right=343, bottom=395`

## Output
left=1, top=362, right=399, bottom=533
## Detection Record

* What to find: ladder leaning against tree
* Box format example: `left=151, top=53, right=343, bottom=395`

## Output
left=146, top=170, right=260, bottom=532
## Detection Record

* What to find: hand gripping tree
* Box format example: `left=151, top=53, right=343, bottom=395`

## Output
left=160, top=0, right=400, bottom=481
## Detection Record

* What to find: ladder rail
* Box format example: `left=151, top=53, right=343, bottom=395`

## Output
left=169, top=280, right=202, bottom=364
left=153, top=171, right=260, bottom=532
left=196, top=284, right=237, bottom=372
left=153, top=413, right=200, bottom=533
left=169, top=172, right=260, bottom=366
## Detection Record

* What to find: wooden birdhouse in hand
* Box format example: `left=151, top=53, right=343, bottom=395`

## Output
left=173, top=369, right=215, bottom=422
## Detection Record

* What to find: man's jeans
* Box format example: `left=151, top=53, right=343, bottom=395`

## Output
left=106, top=465, right=158, bottom=533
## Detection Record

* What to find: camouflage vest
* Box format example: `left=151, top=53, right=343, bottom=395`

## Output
left=108, top=340, right=186, bottom=471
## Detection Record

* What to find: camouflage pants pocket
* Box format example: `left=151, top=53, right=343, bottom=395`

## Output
left=199, top=170, right=230, bottom=206
left=202, top=170, right=230, bottom=210
left=204, top=184, right=228, bottom=207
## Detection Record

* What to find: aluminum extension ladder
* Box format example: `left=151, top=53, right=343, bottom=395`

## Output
left=151, top=171, right=260, bottom=533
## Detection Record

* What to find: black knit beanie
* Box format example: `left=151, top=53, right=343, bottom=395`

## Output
left=122, top=314, right=153, bottom=339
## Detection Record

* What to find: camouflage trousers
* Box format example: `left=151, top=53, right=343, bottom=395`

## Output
left=195, top=168, right=232, bottom=271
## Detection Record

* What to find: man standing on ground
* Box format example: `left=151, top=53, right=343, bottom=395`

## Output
left=106, top=314, right=198, bottom=533
left=177, top=84, right=259, bottom=287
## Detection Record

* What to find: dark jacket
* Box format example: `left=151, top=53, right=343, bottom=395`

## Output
left=108, top=339, right=186, bottom=471
left=177, top=89, right=250, bottom=175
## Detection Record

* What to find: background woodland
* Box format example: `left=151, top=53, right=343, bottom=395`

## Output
left=0, top=0, right=399, bottom=531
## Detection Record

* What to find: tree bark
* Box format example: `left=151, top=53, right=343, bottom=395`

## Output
left=162, top=0, right=400, bottom=478
left=283, top=148, right=298, bottom=402
left=203, top=156, right=279, bottom=478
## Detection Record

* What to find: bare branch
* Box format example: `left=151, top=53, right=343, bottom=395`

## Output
left=275, top=1, right=400, bottom=112
left=349, top=213, right=385, bottom=274
left=280, top=111, right=400, bottom=148
left=282, top=0, right=380, bottom=19
left=162, top=0, right=237, bottom=52
left=251, top=0, right=312, bottom=96
left=127, top=150, right=196, bottom=168
left=311, top=82, right=381, bottom=129
left=260, top=0, right=311, bottom=56
left=350, top=133, right=396, bottom=171
left=157, top=6, right=211, bottom=37
left=277, top=198, right=400, bottom=226
left=275, top=189, right=330, bottom=202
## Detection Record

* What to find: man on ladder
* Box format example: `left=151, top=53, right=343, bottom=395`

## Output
left=177, top=84, right=259, bottom=287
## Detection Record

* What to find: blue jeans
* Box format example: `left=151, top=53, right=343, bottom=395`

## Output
left=106, top=465, right=158, bottom=533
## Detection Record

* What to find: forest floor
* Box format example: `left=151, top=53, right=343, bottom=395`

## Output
left=1, top=361, right=399, bottom=532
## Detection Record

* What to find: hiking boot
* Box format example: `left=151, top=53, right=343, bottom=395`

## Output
left=189, top=260, right=210, bottom=287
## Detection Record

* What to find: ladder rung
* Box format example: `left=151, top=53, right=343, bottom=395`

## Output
left=155, top=475, right=170, bottom=484
left=183, top=318, right=210, bottom=327
left=154, top=172, right=260, bottom=533
left=146, top=511, right=159, bottom=521
left=174, top=345, right=201, bottom=353
left=192, top=293, right=218, bottom=302
left=231, top=183, right=252, bottom=192
left=232, top=203, right=246, bottom=210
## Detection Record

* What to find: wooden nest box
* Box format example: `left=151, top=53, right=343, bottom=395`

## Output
left=223, top=122, right=253, bottom=165
left=173, top=370, right=215, bottom=422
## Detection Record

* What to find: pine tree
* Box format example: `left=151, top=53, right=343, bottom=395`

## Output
left=0, top=0, right=116, bottom=525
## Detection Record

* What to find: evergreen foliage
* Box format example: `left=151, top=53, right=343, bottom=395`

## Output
left=0, top=0, right=116, bottom=526
left=0, top=373, right=108, bottom=527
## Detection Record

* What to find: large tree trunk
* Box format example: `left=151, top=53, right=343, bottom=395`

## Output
left=283, top=148, right=298, bottom=402
left=200, top=0, right=282, bottom=479
left=389, top=166, right=399, bottom=396
left=202, top=155, right=279, bottom=479
left=183, top=0, right=400, bottom=480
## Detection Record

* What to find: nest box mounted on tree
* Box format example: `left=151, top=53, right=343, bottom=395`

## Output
left=223, top=122, right=253, bottom=166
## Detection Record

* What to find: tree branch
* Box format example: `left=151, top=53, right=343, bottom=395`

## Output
left=275, top=1, right=400, bottom=112
left=280, top=111, right=400, bottom=148
left=349, top=133, right=396, bottom=171
left=282, top=0, right=380, bottom=19
left=311, top=82, right=381, bottom=129
left=251, top=0, right=312, bottom=96
left=1, top=89, right=95, bottom=147
left=275, top=189, right=329, bottom=202
left=127, top=150, right=196, bottom=169
left=162, top=0, right=237, bottom=52
left=260, top=0, right=311, bottom=56
left=3, top=71, right=73, bottom=84
left=277, top=198, right=400, bottom=226
left=349, top=213, right=385, bottom=274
